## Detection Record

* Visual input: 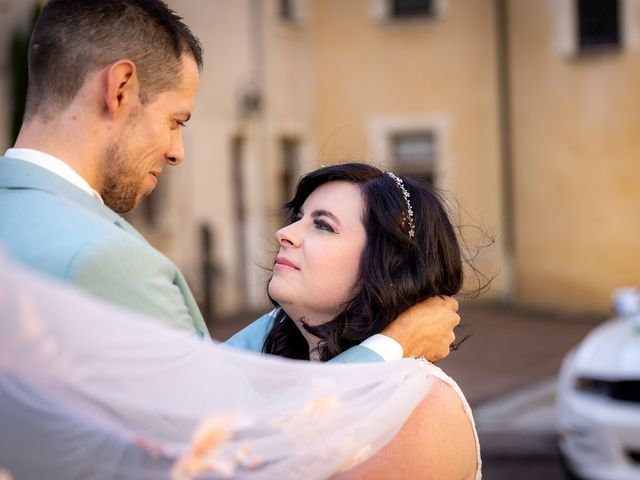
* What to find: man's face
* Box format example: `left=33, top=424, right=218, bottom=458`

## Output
left=101, top=55, right=200, bottom=214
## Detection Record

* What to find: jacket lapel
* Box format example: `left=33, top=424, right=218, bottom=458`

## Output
left=0, top=156, right=146, bottom=242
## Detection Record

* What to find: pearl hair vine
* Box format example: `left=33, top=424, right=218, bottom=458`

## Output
left=385, top=172, right=416, bottom=239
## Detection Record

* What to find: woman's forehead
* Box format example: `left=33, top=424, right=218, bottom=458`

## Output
left=303, top=181, right=365, bottom=219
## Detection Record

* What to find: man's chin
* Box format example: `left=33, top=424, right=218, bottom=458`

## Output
left=137, top=187, right=154, bottom=202
left=103, top=194, right=139, bottom=215
left=126, top=192, right=149, bottom=212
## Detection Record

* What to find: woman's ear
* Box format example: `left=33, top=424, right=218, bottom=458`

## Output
left=103, top=59, right=139, bottom=119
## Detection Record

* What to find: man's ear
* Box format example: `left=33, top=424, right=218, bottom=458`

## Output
left=103, top=60, right=139, bottom=119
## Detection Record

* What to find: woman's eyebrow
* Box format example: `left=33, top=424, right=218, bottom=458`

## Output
left=311, top=209, right=341, bottom=225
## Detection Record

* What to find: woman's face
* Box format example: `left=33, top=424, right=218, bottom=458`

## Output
left=269, top=181, right=367, bottom=325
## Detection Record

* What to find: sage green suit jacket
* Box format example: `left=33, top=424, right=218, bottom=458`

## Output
left=0, top=156, right=208, bottom=336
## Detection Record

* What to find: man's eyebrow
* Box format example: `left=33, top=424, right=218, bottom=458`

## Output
left=311, top=209, right=341, bottom=225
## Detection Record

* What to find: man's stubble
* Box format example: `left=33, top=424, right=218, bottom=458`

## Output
left=101, top=139, right=144, bottom=215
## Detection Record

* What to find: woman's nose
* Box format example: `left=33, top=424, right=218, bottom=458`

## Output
left=275, top=222, right=300, bottom=247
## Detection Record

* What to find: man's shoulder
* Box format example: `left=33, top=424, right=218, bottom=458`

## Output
left=0, top=156, right=123, bottom=230
left=0, top=186, right=155, bottom=279
left=2, top=187, right=128, bottom=241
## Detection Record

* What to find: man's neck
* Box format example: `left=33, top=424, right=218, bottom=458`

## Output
left=14, top=117, right=102, bottom=192
left=5, top=147, right=105, bottom=204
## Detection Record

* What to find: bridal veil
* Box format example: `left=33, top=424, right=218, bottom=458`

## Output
left=0, top=254, right=436, bottom=479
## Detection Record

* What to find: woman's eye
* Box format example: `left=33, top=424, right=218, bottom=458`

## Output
left=314, top=218, right=335, bottom=233
left=290, top=212, right=303, bottom=224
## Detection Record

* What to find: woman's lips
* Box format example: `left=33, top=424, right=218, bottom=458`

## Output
left=274, top=256, right=299, bottom=270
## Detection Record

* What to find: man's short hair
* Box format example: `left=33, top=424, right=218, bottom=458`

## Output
left=24, top=0, right=203, bottom=120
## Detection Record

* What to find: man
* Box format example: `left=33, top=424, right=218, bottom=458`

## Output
left=0, top=0, right=458, bottom=362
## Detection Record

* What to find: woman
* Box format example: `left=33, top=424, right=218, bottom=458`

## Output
left=228, top=162, right=481, bottom=479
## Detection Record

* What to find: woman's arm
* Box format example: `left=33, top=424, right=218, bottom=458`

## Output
left=334, top=378, right=478, bottom=480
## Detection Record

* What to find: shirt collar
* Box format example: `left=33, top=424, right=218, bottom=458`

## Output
left=4, top=148, right=104, bottom=204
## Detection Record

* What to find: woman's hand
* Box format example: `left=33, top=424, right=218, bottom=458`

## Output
left=381, top=296, right=460, bottom=361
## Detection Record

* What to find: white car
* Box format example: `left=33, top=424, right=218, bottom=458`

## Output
left=557, top=289, right=640, bottom=480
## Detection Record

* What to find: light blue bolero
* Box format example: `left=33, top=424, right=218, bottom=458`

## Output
left=226, top=310, right=384, bottom=364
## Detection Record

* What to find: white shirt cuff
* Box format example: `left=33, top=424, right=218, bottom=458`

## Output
left=360, top=334, right=403, bottom=361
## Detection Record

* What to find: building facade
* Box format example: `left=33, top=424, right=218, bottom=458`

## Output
left=2, top=0, right=639, bottom=316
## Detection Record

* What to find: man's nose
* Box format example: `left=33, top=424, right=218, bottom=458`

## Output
left=166, top=130, right=185, bottom=166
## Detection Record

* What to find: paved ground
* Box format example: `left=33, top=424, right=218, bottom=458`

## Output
left=210, top=302, right=606, bottom=478
left=437, top=303, right=602, bottom=407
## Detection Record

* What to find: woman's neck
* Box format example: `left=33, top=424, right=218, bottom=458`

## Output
left=290, top=317, right=322, bottom=361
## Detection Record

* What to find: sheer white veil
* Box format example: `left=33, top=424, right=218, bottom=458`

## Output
left=0, top=253, right=436, bottom=479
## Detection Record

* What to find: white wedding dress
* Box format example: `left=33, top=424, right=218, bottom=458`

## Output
left=0, top=254, right=481, bottom=479
left=417, top=359, right=482, bottom=480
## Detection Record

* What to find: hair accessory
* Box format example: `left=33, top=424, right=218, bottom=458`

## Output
left=385, top=172, right=415, bottom=239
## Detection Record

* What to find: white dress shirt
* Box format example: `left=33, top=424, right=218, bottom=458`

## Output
left=4, top=148, right=104, bottom=204
left=361, top=334, right=403, bottom=361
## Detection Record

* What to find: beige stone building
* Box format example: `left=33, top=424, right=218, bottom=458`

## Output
left=509, top=0, right=640, bottom=312
left=2, top=0, right=639, bottom=316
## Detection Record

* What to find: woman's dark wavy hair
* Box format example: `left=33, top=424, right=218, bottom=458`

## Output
left=263, top=162, right=464, bottom=361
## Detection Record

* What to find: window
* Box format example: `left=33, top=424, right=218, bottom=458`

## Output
left=390, top=0, right=435, bottom=19
left=369, top=117, right=447, bottom=188
left=279, top=137, right=300, bottom=222
left=392, top=132, right=436, bottom=186
left=370, top=0, right=443, bottom=24
left=231, top=136, right=248, bottom=303
left=278, top=0, right=308, bottom=24
left=279, top=0, right=296, bottom=22
left=576, top=0, right=621, bottom=51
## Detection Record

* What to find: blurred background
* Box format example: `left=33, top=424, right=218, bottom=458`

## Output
left=1, top=0, right=639, bottom=478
